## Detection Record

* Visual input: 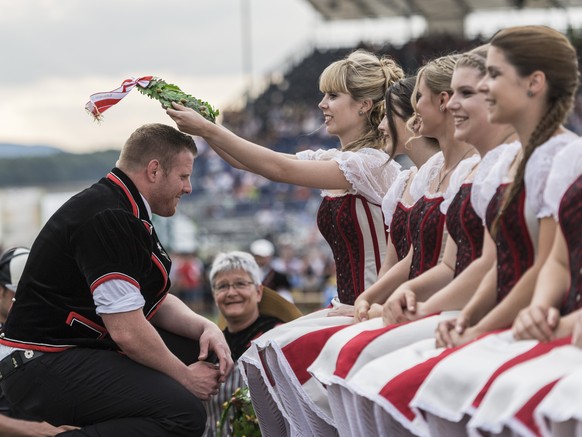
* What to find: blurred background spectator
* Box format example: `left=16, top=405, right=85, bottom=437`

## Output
left=249, top=239, right=293, bottom=303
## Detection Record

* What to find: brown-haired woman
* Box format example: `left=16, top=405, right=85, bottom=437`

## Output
left=434, top=24, right=580, bottom=348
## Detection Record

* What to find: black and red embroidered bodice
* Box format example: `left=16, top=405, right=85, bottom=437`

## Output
left=559, top=174, right=582, bottom=314
left=389, top=202, right=412, bottom=262
left=486, top=184, right=534, bottom=303
left=407, top=195, right=446, bottom=280
left=446, top=183, right=484, bottom=277
left=317, top=194, right=386, bottom=305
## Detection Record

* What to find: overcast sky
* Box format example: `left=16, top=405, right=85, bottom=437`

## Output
left=0, top=0, right=578, bottom=153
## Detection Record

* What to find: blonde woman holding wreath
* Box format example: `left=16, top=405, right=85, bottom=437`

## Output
left=169, top=49, right=404, bottom=306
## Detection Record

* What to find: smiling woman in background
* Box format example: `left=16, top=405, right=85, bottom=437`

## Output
left=205, top=251, right=301, bottom=436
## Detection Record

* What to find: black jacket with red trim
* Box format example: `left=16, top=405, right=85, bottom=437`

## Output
left=0, top=168, right=172, bottom=352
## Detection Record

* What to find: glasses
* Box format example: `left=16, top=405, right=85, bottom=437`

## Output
left=213, top=280, right=255, bottom=294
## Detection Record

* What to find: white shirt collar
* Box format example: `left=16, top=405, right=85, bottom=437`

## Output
left=140, top=194, right=152, bottom=220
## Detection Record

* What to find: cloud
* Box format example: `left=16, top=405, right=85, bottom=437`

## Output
left=0, top=0, right=317, bottom=84
left=0, top=0, right=317, bottom=151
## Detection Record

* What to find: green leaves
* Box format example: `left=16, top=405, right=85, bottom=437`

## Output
left=217, top=386, right=261, bottom=437
left=137, top=78, right=220, bottom=123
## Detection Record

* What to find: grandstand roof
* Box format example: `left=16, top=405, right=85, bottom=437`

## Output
left=304, top=0, right=582, bottom=34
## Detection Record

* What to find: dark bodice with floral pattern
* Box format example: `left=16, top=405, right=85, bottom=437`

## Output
left=390, top=202, right=412, bottom=262
left=485, top=184, right=534, bottom=302
left=559, top=174, right=582, bottom=314
left=407, top=196, right=446, bottom=280
left=317, top=194, right=386, bottom=305
left=446, top=184, right=484, bottom=277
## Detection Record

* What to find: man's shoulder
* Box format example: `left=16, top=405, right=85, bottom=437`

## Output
left=53, top=178, right=137, bottom=223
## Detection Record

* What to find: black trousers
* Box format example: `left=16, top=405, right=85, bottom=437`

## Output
left=0, top=330, right=209, bottom=436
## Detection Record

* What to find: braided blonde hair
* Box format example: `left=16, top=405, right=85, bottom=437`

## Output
left=319, top=49, right=404, bottom=152
left=456, top=44, right=489, bottom=75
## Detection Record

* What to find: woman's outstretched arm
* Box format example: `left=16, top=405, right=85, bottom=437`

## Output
left=167, top=103, right=353, bottom=190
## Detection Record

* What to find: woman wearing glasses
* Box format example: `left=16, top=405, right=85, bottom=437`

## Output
left=205, top=251, right=301, bottom=436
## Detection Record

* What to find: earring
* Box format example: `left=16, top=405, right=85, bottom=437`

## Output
left=439, top=105, right=444, bottom=112
left=358, top=110, right=364, bottom=116
left=527, top=90, right=534, bottom=98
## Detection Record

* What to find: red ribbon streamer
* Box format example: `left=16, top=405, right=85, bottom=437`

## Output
left=85, top=76, right=153, bottom=120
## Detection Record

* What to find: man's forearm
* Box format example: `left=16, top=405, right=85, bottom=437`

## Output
left=150, top=294, right=212, bottom=339
left=102, top=309, right=190, bottom=383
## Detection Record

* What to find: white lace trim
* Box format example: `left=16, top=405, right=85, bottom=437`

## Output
left=527, top=131, right=579, bottom=218
left=382, top=167, right=417, bottom=228
left=296, top=147, right=401, bottom=204
left=409, top=151, right=444, bottom=200
left=471, top=141, right=521, bottom=222
left=441, top=154, right=481, bottom=214
left=543, top=136, right=582, bottom=219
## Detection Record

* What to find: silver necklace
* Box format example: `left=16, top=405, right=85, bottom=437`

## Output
left=436, top=148, right=474, bottom=192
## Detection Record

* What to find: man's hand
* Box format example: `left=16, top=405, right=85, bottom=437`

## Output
left=199, top=322, right=234, bottom=381
left=104, top=306, right=232, bottom=397
left=179, top=361, right=222, bottom=400
left=512, top=305, right=560, bottom=342
left=383, top=287, right=418, bottom=325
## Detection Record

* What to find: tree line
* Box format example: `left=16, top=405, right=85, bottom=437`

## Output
left=0, top=150, right=120, bottom=188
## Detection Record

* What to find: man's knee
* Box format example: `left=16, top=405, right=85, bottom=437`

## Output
left=164, top=389, right=208, bottom=437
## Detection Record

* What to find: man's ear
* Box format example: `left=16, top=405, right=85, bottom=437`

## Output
left=146, top=160, right=160, bottom=182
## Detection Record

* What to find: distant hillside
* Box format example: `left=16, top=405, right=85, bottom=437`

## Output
left=0, top=149, right=120, bottom=188
left=0, top=144, right=63, bottom=158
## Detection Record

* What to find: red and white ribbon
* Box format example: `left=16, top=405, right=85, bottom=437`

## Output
left=85, top=76, right=153, bottom=120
